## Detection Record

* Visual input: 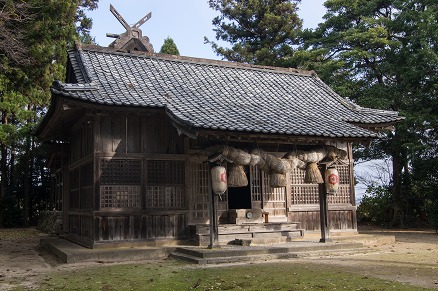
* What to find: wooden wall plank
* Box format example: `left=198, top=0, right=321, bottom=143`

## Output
left=93, top=213, right=189, bottom=242
left=127, top=116, right=141, bottom=153
left=288, top=210, right=354, bottom=231
left=113, top=114, right=126, bottom=154
left=99, top=115, right=112, bottom=153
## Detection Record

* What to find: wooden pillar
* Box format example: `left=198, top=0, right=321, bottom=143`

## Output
left=62, top=165, right=70, bottom=233
left=208, top=163, right=220, bottom=248
left=347, top=142, right=358, bottom=230
left=319, top=165, right=331, bottom=243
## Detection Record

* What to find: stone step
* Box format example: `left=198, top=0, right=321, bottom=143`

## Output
left=193, top=223, right=305, bottom=246
left=170, top=241, right=366, bottom=264
left=40, top=237, right=172, bottom=264
left=195, top=222, right=302, bottom=235
left=169, top=251, right=299, bottom=265
left=197, top=229, right=304, bottom=246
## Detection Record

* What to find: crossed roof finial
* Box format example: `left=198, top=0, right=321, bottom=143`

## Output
left=106, top=4, right=154, bottom=53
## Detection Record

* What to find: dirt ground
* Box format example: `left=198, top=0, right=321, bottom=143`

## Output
left=0, top=227, right=437, bottom=290
left=306, top=227, right=438, bottom=289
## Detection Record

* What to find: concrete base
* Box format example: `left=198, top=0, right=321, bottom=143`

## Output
left=40, top=236, right=174, bottom=264
left=40, top=231, right=396, bottom=265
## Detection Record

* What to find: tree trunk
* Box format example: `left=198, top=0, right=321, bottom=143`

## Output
left=390, top=127, right=407, bottom=228
left=9, top=149, right=14, bottom=190
left=0, top=145, right=6, bottom=200
left=391, top=152, right=403, bottom=227
left=0, top=110, right=8, bottom=227
left=23, top=136, right=31, bottom=227
left=0, top=144, right=7, bottom=227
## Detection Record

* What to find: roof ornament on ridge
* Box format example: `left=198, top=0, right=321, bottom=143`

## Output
left=106, top=4, right=154, bottom=53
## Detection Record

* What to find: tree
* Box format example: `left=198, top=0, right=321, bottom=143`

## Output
left=0, top=0, right=35, bottom=226
left=0, top=0, right=99, bottom=227
left=296, top=0, right=437, bottom=227
left=0, top=0, right=34, bottom=67
left=205, top=0, right=302, bottom=66
left=206, top=0, right=437, bottom=227
left=160, top=37, right=180, bottom=55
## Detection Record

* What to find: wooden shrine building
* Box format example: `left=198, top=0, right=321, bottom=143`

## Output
left=35, top=10, right=402, bottom=248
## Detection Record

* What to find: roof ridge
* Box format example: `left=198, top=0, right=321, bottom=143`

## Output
left=74, top=43, right=316, bottom=77
left=70, top=43, right=94, bottom=83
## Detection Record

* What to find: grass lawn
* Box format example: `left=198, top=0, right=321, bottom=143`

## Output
left=36, top=259, right=429, bottom=290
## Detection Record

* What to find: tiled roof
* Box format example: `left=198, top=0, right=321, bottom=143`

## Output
left=52, top=45, right=403, bottom=139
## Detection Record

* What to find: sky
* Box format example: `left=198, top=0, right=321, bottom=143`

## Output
left=88, top=0, right=327, bottom=60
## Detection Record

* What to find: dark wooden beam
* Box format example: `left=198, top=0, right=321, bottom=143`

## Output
left=318, top=165, right=332, bottom=243
left=207, top=163, right=220, bottom=248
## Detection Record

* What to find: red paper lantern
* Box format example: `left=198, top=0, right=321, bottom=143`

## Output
left=325, top=167, right=339, bottom=195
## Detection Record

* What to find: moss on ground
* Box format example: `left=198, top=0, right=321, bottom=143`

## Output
left=36, top=259, right=429, bottom=290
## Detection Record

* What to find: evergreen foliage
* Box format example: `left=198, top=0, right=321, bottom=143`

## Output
left=205, top=0, right=302, bottom=66
left=159, top=37, right=180, bottom=55
left=357, top=185, right=393, bottom=226
left=208, top=0, right=437, bottom=227
left=0, top=0, right=98, bottom=227
left=296, top=0, right=437, bottom=227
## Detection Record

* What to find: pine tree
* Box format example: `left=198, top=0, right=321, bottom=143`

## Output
left=296, top=0, right=437, bottom=227
left=159, top=37, right=180, bottom=55
left=0, top=0, right=99, bottom=227
left=206, top=0, right=302, bottom=66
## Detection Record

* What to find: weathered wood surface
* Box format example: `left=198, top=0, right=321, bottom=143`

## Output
left=69, top=214, right=93, bottom=240
left=288, top=210, right=355, bottom=230
left=94, top=213, right=189, bottom=242
left=96, top=112, right=185, bottom=155
left=59, top=114, right=358, bottom=247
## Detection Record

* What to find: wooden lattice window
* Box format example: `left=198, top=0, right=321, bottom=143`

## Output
left=262, top=173, right=286, bottom=203
left=291, top=184, right=320, bottom=204
left=190, top=162, right=228, bottom=221
left=100, top=185, right=141, bottom=208
left=250, top=166, right=262, bottom=202
left=262, top=171, right=286, bottom=216
left=328, top=185, right=351, bottom=204
left=290, top=164, right=352, bottom=205
left=100, top=159, right=141, bottom=209
left=146, top=160, right=185, bottom=208
left=100, top=159, right=141, bottom=184
left=191, top=163, right=209, bottom=220
left=337, top=164, right=351, bottom=184
left=290, top=167, right=305, bottom=184
left=328, top=164, right=351, bottom=204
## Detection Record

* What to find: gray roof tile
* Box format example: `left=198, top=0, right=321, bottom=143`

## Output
left=56, top=45, right=404, bottom=139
